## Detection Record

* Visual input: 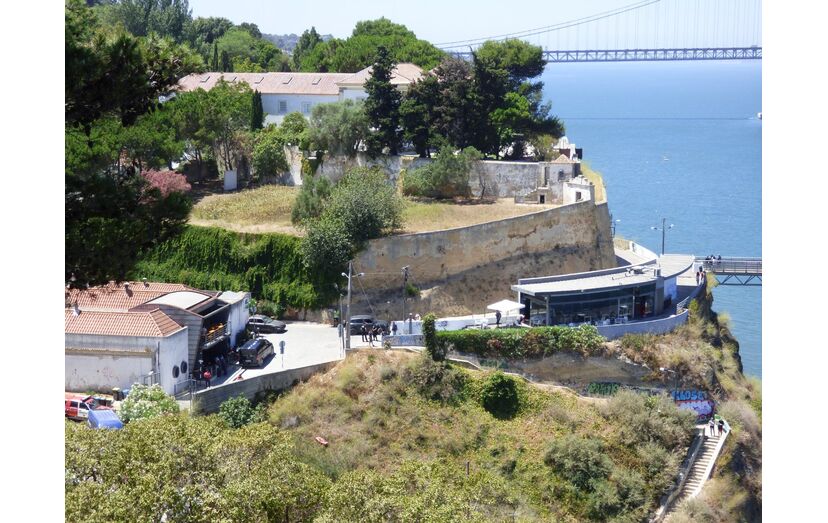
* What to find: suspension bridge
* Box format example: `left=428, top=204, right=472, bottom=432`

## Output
left=439, top=0, right=762, bottom=63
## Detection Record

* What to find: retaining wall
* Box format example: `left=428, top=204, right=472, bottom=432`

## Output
left=596, top=311, right=690, bottom=340
left=191, top=360, right=339, bottom=414
left=355, top=200, right=615, bottom=290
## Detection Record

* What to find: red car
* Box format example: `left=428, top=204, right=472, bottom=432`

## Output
left=65, top=393, right=110, bottom=421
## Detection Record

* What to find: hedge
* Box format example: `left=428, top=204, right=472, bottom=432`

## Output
left=131, top=225, right=335, bottom=310
left=436, top=325, right=605, bottom=359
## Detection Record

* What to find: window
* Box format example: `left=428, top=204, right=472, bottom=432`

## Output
left=181, top=361, right=188, bottom=374
left=172, top=365, right=180, bottom=379
left=279, top=101, right=287, bottom=114
left=301, top=102, right=312, bottom=114
left=575, top=191, right=582, bottom=202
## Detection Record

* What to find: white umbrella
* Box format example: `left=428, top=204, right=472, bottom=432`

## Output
left=486, top=299, right=524, bottom=313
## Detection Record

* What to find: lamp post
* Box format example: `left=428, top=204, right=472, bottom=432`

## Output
left=341, top=262, right=364, bottom=350
left=401, top=266, right=410, bottom=334
left=650, top=218, right=674, bottom=255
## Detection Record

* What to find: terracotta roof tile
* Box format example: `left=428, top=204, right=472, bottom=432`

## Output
left=177, top=72, right=352, bottom=96
left=65, top=282, right=198, bottom=312
left=336, top=63, right=425, bottom=87
left=65, top=309, right=184, bottom=338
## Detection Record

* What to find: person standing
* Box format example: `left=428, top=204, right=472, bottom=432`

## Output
left=708, top=418, right=716, bottom=437
left=361, top=324, right=367, bottom=343
left=391, top=321, right=398, bottom=336
left=203, top=369, right=212, bottom=388
left=718, top=419, right=725, bottom=436
left=495, top=310, right=502, bottom=327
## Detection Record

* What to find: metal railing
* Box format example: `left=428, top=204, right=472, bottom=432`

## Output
left=650, top=429, right=706, bottom=522
left=696, top=257, right=762, bottom=275
left=677, top=279, right=707, bottom=314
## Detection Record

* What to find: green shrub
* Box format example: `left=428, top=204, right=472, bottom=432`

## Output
left=404, top=355, right=467, bottom=404
left=405, top=282, right=420, bottom=297
left=119, top=384, right=179, bottom=423
left=132, top=225, right=332, bottom=310
left=422, top=313, right=443, bottom=361
left=601, top=390, right=695, bottom=449
left=436, top=325, right=604, bottom=359
left=544, top=434, right=613, bottom=490
left=218, top=395, right=266, bottom=428
left=478, top=371, right=520, bottom=420
left=402, top=145, right=481, bottom=199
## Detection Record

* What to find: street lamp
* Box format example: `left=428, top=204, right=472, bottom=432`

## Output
left=401, top=266, right=410, bottom=334
left=650, top=218, right=674, bottom=255
left=341, top=262, right=364, bottom=350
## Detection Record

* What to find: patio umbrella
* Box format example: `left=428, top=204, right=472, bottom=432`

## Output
left=486, top=299, right=524, bottom=313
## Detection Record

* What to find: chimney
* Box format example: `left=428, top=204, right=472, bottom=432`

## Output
left=72, top=303, right=80, bottom=316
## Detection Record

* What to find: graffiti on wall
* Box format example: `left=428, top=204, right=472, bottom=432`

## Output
left=671, top=390, right=715, bottom=421
left=587, top=382, right=621, bottom=396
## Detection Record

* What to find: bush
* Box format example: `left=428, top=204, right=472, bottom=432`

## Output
left=402, top=145, right=481, bottom=199
left=291, top=173, right=333, bottom=225
left=601, top=390, right=696, bottom=449
left=436, top=325, right=605, bottom=359
left=404, top=355, right=467, bottom=404
left=322, top=167, right=403, bottom=243
left=218, top=395, right=266, bottom=428
left=119, top=383, right=179, bottom=423
left=307, top=99, right=368, bottom=157
left=544, top=434, right=613, bottom=490
left=478, top=371, right=520, bottom=419
left=299, top=215, right=354, bottom=280
left=422, top=313, right=442, bottom=361
left=251, top=130, right=288, bottom=180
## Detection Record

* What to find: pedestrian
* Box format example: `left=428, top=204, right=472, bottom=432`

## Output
left=696, top=270, right=700, bottom=285
left=373, top=325, right=380, bottom=342
left=718, top=419, right=725, bottom=436
left=391, top=321, right=398, bottom=335
left=717, top=254, right=722, bottom=268
left=708, top=418, right=716, bottom=437
left=361, top=324, right=367, bottom=342
left=495, top=310, right=502, bottom=327
left=414, top=313, right=421, bottom=321
left=368, top=328, right=375, bottom=348
left=203, top=369, right=212, bottom=388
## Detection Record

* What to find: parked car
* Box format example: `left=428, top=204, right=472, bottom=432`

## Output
left=247, top=315, right=286, bottom=333
left=65, top=393, right=111, bottom=421
left=238, top=338, right=275, bottom=368
left=349, top=315, right=375, bottom=334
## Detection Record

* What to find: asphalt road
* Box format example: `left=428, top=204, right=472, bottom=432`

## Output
left=238, top=322, right=344, bottom=379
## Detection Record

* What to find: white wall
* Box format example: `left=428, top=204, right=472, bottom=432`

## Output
left=339, top=87, right=367, bottom=101
left=664, top=276, right=678, bottom=301
left=563, top=178, right=594, bottom=204
left=65, top=329, right=189, bottom=395
left=261, top=93, right=339, bottom=120
left=226, top=293, right=251, bottom=347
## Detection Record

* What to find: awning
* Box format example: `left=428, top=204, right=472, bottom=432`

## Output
left=486, top=299, right=524, bottom=313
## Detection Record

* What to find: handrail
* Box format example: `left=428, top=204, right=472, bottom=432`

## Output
left=677, top=279, right=707, bottom=313
left=650, top=428, right=706, bottom=523
left=695, top=257, right=762, bottom=274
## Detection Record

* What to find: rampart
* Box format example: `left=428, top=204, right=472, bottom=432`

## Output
left=354, top=200, right=616, bottom=290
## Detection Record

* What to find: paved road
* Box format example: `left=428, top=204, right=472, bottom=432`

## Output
left=238, top=322, right=344, bottom=379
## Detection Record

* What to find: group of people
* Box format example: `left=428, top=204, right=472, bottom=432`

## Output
left=360, top=324, right=384, bottom=347
left=704, top=254, right=723, bottom=268
left=695, top=266, right=706, bottom=285
left=708, top=417, right=727, bottom=437
left=198, top=353, right=230, bottom=388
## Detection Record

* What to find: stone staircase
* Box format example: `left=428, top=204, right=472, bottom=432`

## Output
left=661, top=431, right=725, bottom=521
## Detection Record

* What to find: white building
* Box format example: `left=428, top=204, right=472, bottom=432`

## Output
left=177, top=63, right=425, bottom=125
left=65, top=282, right=251, bottom=395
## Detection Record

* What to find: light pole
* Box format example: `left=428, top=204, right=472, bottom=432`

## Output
left=334, top=284, right=344, bottom=351
left=401, top=266, right=410, bottom=334
left=651, top=218, right=674, bottom=255
left=341, top=262, right=364, bottom=350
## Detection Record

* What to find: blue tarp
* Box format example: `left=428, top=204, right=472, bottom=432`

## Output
left=88, top=409, right=123, bottom=429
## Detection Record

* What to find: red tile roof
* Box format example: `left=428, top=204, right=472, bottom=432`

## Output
left=65, top=282, right=201, bottom=312
left=337, top=63, right=425, bottom=87
left=65, top=308, right=184, bottom=338
left=177, top=72, right=352, bottom=96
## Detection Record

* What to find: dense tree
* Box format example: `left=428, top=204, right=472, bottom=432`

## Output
left=218, top=395, right=266, bottom=428
left=278, top=112, right=309, bottom=146
left=118, top=383, right=180, bottom=422
left=216, top=27, right=289, bottom=72
left=186, top=16, right=234, bottom=46
left=251, top=130, right=288, bottom=181
left=306, top=99, right=369, bottom=157
left=431, top=57, right=486, bottom=150
left=321, top=167, right=402, bottom=243
left=202, top=80, right=253, bottom=171
left=251, top=90, right=264, bottom=130
left=363, top=46, right=401, bottom=156
left=98, top=0, right=192, bottom=42
left=291, top=173, right=333, bottom=225
left=400, top=75, right=440, bottom=157
left=293, top=27, right=322, bottom=70
left=237, top=21, right=262, bottom=39
left=65, top=0, right=198, bottom=287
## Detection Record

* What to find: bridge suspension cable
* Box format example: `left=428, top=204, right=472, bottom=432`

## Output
left=435, top=0, right=662, bottom=49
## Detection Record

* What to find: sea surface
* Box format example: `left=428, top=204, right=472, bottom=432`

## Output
left=541, top=61, right=762, bottom=377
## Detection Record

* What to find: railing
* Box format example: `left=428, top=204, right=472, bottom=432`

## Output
left=173, top=379, right=197, bottom=399
left=677, top=279, right=707, bottom=314
left=695, top=257, right=762, bottom=275
left=650, top=429, right=706, bottom=522
left=203, top=324, right=228, bottom=345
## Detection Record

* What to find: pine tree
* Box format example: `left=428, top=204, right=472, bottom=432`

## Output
left=220, top=50, right=233, bottom=72
left=363, top=46, right=401, bottom=157
left=251, top=90, right=264, bottom=130
left=211, top=42, right=219, bottom=70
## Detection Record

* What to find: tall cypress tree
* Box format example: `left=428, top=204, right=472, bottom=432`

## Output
left=363, top=46, right=401, bottom=157
left=251, top=90, right=264, bottom=130
left=220, top=50, right=233, bottom=72
left=211, top=42, right=219, bottom=70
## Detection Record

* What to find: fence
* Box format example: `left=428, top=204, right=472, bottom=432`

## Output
left=650, top=429, right=706, bottom=522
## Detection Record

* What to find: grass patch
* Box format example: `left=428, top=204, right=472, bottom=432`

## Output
left=402, top=197, right=553, bottom=233
left=581, top=163, right=606, bottom=203
left=190, top=185, right=300, bottom=234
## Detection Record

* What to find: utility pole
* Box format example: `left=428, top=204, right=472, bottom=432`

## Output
left=341, top=262, right=363, bottom=350
left=401, top=266, right=410, bottom=334
left=651, top=217, right=674, bottom=255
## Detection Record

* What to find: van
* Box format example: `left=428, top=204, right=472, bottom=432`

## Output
left=349, top=315, right=375, bottom=334
left=238, top=338, right=274, bottom=368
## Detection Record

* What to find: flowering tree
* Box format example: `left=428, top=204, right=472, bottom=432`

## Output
left=142, top=169, right=192, bottom=197
left=119, top=383, right=180, bottom=422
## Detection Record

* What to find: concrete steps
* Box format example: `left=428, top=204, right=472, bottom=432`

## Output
left=662, top=434, right=721, bottom=521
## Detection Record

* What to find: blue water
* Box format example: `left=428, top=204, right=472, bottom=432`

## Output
left=541, top=61, right=762, bottom=377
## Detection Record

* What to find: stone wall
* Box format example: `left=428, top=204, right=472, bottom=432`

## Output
left=191, top=360, right=340, bottom=414
left=355, top=200, right=615, bottom=290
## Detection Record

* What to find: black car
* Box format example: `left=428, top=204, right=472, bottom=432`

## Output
left=238, top=338, right=274, bottom=368
left=247, top=315, right=286, bottom=333
left=348, top=315, right=375, bottom=335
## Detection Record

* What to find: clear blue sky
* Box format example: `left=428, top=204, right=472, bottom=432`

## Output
left=188, top=0, right=762, bottom=49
